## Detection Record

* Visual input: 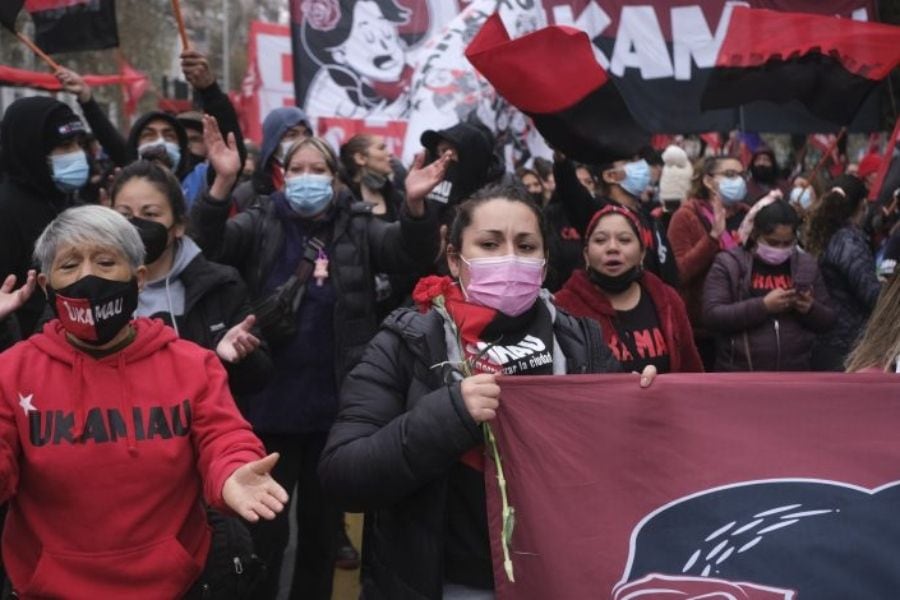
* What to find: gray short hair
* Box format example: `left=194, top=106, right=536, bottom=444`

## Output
left=33, top=205, right=145, bottom=274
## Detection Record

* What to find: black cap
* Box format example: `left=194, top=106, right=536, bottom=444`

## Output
left=42, top=104, right=86, bottom=153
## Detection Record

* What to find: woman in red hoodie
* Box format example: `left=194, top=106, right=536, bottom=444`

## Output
left=555, top=205, right=702, bottom=373
left=0, top=205, right=288, bottom=599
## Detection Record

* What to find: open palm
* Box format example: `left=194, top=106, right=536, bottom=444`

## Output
left=0, top=271, right=36, bottom=321
left=223, top=453, right=289, bottom=522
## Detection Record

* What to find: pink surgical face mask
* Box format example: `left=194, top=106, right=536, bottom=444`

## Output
left=755, top=241, right=794, bottom=265
left=460, top=254, right=545, bottom=316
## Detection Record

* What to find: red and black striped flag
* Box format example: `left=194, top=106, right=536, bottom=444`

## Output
left=25, top=0, right=119, bottom=54
left=0, top=0, right=25, bottom=32
left=701, top=6, right=900, bottom=126
left=465, top=13, right=649, bottom=165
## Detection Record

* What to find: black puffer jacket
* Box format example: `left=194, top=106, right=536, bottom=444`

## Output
left=318, top=303, right=618, bottom=600
left=816, top=225, right=881, bottom=360
left=174, top=254, right=273, bottom=396
left=190, top=190, right=439, bottom=384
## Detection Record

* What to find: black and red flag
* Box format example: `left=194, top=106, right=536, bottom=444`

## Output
left=465, top=13, right=649, bottom=165
left=0, top=0, right=25, bottom=31
left=483, top=373, right=900, bottom=599
left=25, top=0, right=119, bottom=54
left=701, top=6, right=900, bottom=126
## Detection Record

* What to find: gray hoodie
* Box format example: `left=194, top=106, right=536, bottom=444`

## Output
left=136, top=237, right=203, bottom=332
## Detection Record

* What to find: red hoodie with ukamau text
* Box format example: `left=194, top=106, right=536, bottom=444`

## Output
left=0, top=318, right=264, bottom=599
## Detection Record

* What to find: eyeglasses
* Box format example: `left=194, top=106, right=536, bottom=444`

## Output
left=713, top=170, right=746, bottom=179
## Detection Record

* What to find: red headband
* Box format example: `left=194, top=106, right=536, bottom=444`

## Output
left=585, top=205, right=653, bottom=248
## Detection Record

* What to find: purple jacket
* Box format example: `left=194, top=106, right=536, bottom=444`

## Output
left=703, top=247, right=835, bottom=371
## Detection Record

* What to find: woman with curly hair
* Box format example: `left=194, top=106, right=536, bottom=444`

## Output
left=804, top=174, right=882, bottom=371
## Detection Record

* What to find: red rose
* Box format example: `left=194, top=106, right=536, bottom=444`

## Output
left=613, top=574, right=794, bottom=600
left=301, top=0, right=341, bottom=32
left=412, top=275, right=454, bottom=313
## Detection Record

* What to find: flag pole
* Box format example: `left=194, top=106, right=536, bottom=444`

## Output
left=170, top=0, right=191, bottom=50
left=15, top=32, right=61, bottom=72
left=868, top=116, right=900, bottom=201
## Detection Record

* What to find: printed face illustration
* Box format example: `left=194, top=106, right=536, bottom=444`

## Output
left=333, top=1, right=406, bottom=82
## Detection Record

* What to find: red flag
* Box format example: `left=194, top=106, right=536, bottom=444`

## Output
left=117, top=58, right=148, bottom=119
left=0, top=65, right=145, bottom=92
left=465, top=13, right=648, bottom=165
left=25, top=0, right=118, bottom=53
left=484, top=373, right=900, bottom=599
left=701, top=7, right=900, bottom=125
left=867, top=117, right=900, bottom=201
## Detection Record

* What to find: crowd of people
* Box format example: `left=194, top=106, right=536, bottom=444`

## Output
left=0, top=46, right=897, bottom=600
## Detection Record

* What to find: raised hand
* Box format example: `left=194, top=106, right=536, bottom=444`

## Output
left=55, top=67, right=92, bottom=103
left=404, top=150, right=454, bottom=213
left=203, top=115, right=241, bottom=198
left=223, top=453, right=289, bottom=522
left=0, top=271, right=36, bottom=321
left=181, top=49, right=216, bottom=91
left=215, top=315, right=260, bottom=364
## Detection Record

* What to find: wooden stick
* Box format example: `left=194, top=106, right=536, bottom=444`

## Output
left=16, top=32, right=61, bottom=72
left=170, top=0, right=191, bottom=50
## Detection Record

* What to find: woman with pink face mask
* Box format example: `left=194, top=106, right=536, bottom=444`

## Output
left=702, top=200, right=835, bottom=371
left=319, top=184, right=656, bottom=600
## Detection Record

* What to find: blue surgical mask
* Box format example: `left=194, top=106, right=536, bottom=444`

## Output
left=790, top=186, right=813, bottom=209
left=620, top=159, right=651, bottom=198
left=717, top=175, right=747, bottom=204
left=285, top=174, right=334, bottom=217
left=138, top=138, right=181, bottom=170
left=49, top=150, right=89, bottom=192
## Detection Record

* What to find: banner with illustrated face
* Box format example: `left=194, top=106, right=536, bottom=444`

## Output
left=244, top=1, right=880, bottom=164
left=483, top=373, right=900, bottom=599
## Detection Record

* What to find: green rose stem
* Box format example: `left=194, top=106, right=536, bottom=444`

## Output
left=431, top=291, right=515, bottom=583
left=485, top=422, right=515, bottom=582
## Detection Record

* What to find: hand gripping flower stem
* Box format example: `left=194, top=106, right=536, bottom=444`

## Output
left=416, top=276, right=517, bottom=583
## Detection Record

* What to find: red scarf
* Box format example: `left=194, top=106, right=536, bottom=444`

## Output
left=414, top=277, right=496, bottom=471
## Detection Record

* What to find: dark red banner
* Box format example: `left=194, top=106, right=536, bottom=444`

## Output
left=485, top=373, right=900, bottom=599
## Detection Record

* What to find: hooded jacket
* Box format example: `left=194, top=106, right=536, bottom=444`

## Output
left=137, top=239, right=274, bottom=397
left=420, top=121, right=505, bottom=214
left=554, top=269, right=703, bottom=372
left=79, top=82, right=246, bottom=200
left=746, top=147, right=789, bottom=204
left=0, top=317, right=264, bottom=599
left=126, top=111, right=192, bottom=178
left=0, top=97, right=81, bottom=335
left=232, top=107, right=313, bottom=210
left=703, top=246, right=835, bottom=371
